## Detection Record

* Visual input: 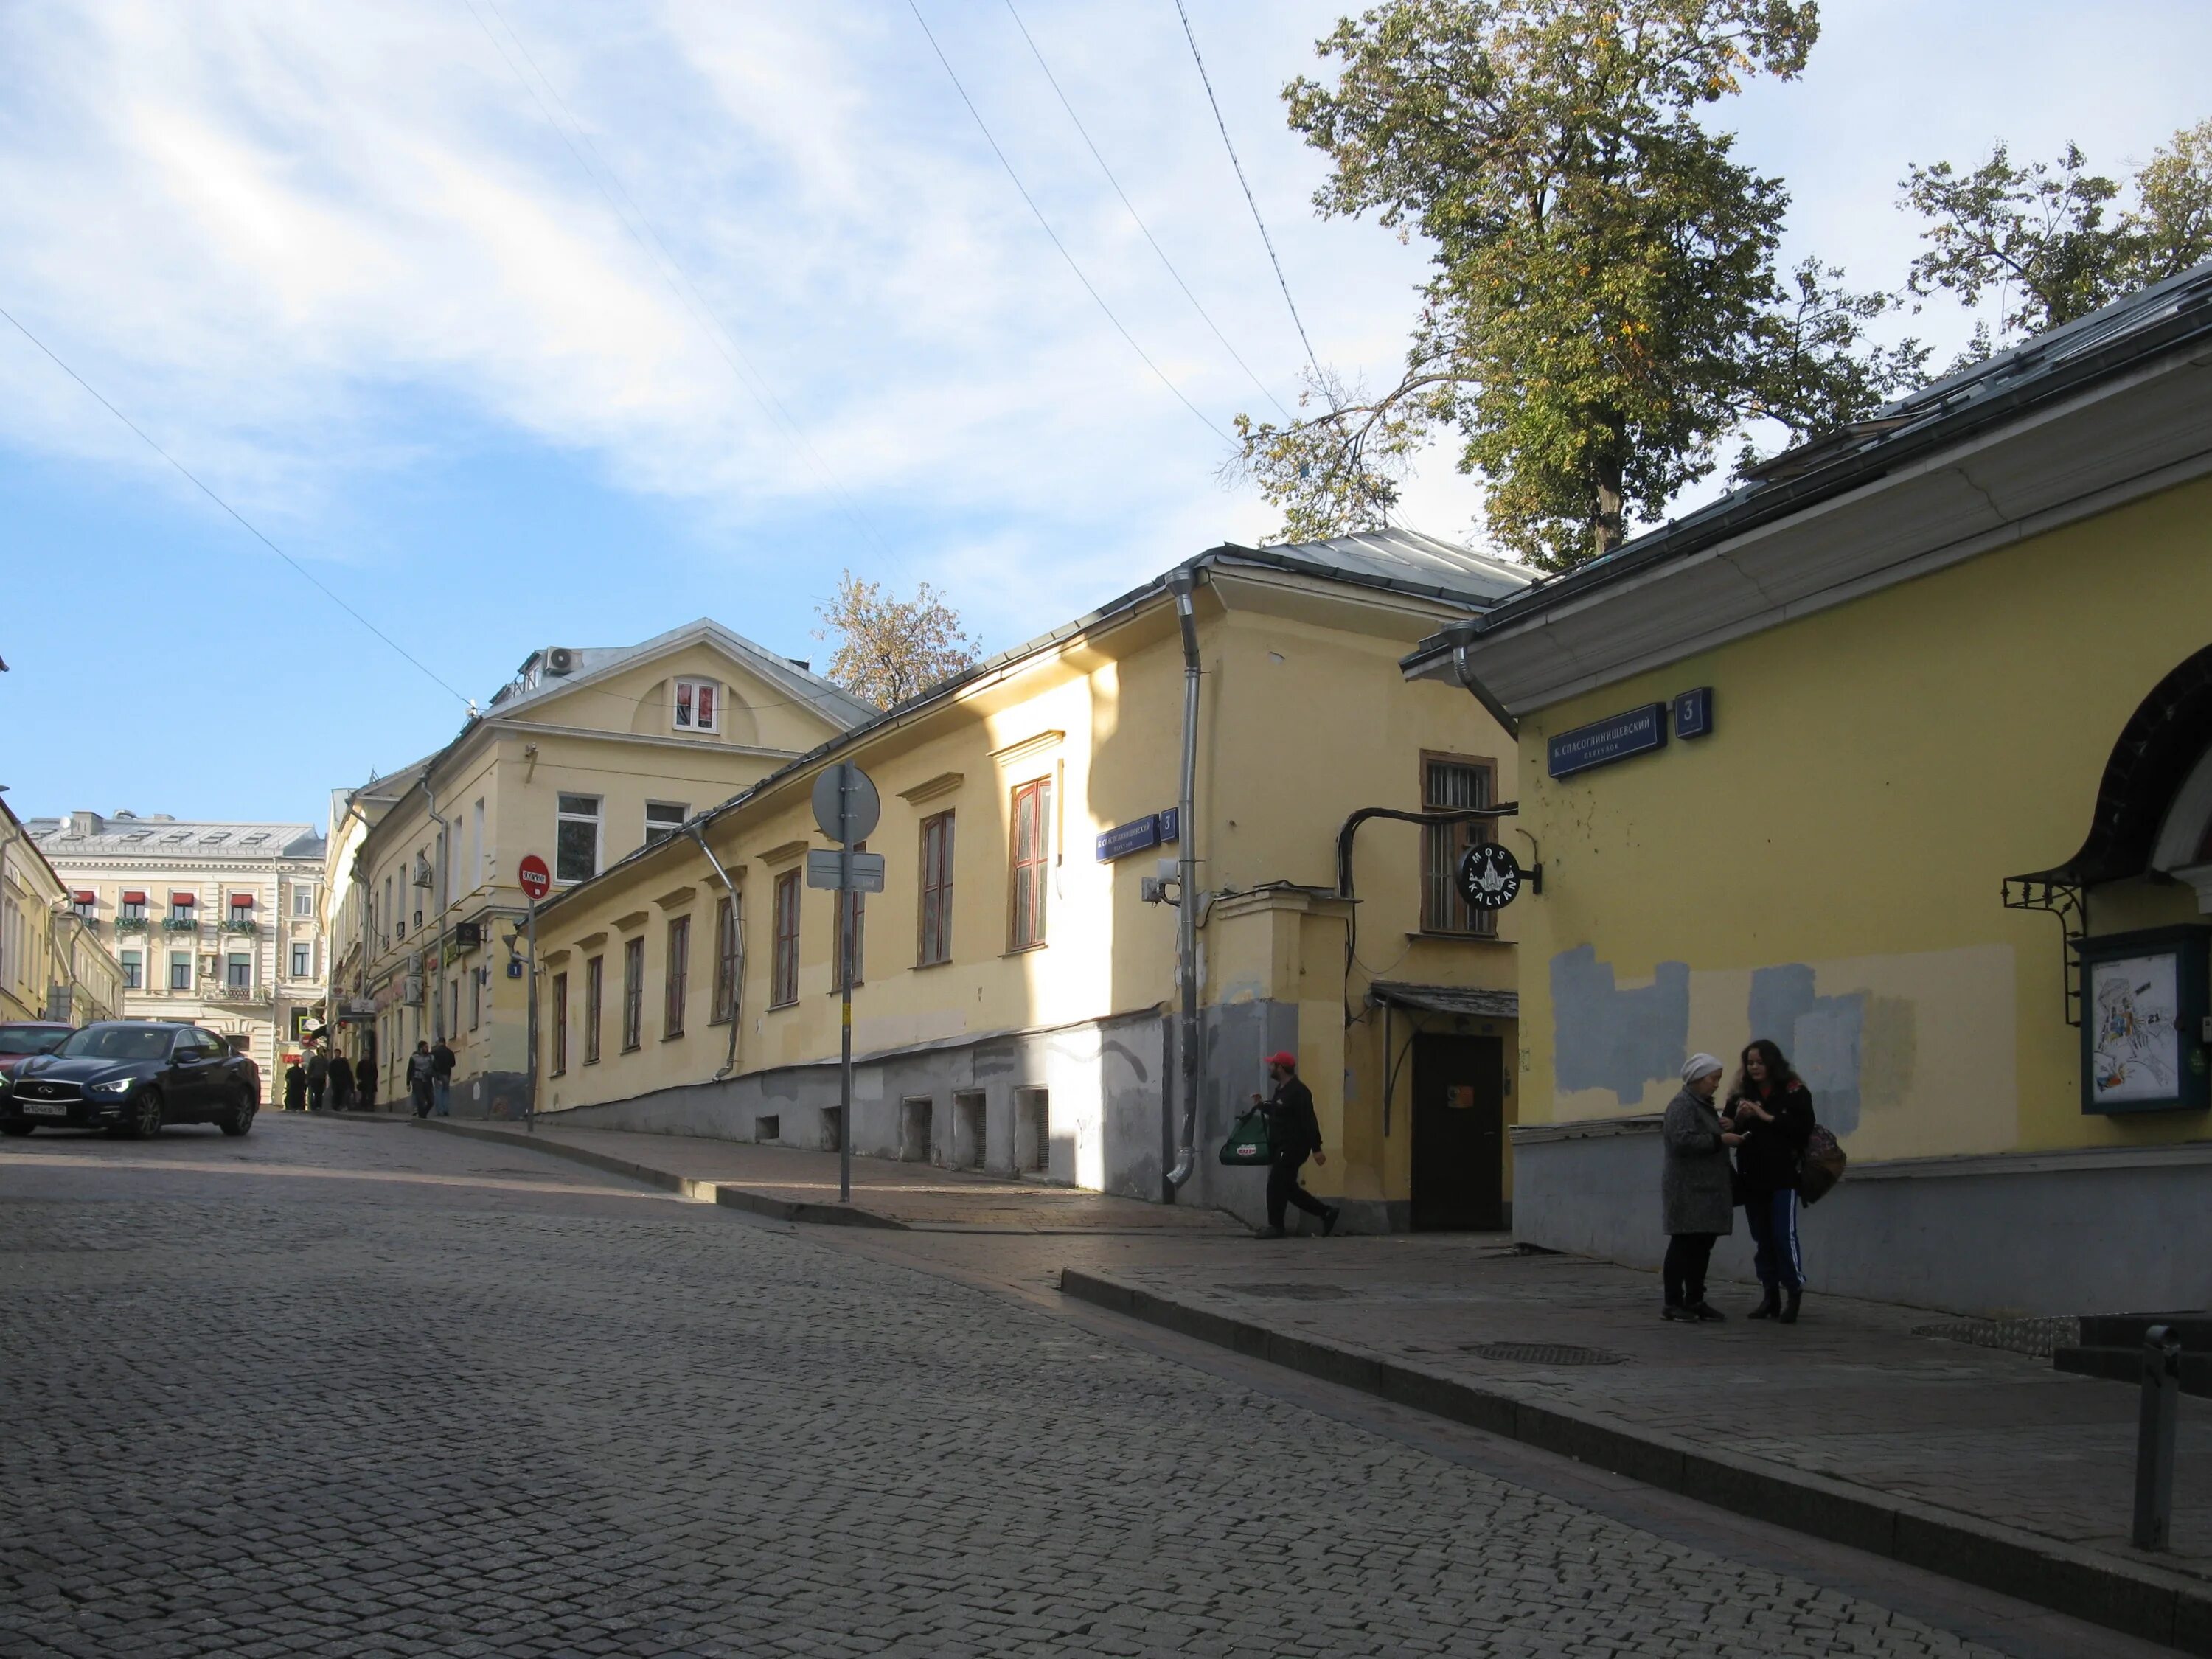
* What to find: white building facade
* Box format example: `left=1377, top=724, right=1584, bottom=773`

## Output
left=27, top=811, right=328, bottom=1071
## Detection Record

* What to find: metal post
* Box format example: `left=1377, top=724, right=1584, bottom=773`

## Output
left=839, top=845, right=853, bottom=1203
left=523, top=896, right=539, bottom=1133
left=2134, top=1323, right=2181, bottom=1550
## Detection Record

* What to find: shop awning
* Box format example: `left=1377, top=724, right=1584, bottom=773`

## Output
left=1366, top=981, right=1520, bottom=1020
left=122, top=891, right=146, bottom=904
left=170, top=893, right=196, bottom=905
left=72, top=890, right=94, bottom=904
left=229, top=893, right=255, bottom=908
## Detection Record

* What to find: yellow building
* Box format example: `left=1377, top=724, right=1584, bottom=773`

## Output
left=1, top=800, right=126, bottom=1027
left=529, top=534, right=1528, bottom=1231
left=1405, top=261, right=2212, bottom=1313
left=327, top=620, right=876, bottom=1114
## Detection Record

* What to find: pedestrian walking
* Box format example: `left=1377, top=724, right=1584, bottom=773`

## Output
left=357, top=1060, right=378, bottom=1113
left=1661, top=1054, right=1740, bottom=1322
left=1726, top=1038, right=1815, bottom=1324
left=327, top=1051, right=355, bottom=1113
left=407, top=1041, right=436, bottom=1119
left=430, top=1037, right=456, bottom=1118
left=282, top=1060, right=307, bottom=1113
left=305, top=1046, right=329, bottom=1113
left=1252, top=1051, right=1341, bottom=1239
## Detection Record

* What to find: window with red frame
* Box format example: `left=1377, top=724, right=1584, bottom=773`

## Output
left=1009, top=779, right=1051, bottom=950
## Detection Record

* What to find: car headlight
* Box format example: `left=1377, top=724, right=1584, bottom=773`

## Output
left=88, top=1078, right=134, bottom=1096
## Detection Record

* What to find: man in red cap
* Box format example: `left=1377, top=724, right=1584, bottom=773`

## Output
left=1253, top=1051, right=1340, bottom=1238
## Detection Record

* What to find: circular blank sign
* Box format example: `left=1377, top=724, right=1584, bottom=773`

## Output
left=810, top=761, right=880, bottom=846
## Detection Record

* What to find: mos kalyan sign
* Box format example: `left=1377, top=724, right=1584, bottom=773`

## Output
left=1548, top=687, right=1714, bottom=780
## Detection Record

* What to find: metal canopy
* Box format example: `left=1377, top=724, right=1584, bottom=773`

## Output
left=1366, top=981, right=1520, bottom=1020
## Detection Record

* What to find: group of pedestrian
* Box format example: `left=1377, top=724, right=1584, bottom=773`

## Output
left=408, top=1038, right=455, bottom=1119
left=1660, top=1039, right=1815, bottom=1324
left=280, top=1043, right=379, bottom=1113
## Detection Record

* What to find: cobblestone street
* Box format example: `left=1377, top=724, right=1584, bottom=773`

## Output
left=0, top=1119, right=2149, bottom=1658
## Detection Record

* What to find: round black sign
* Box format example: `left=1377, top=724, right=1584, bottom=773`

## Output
left=1456, top=842, right=1523, bottom=910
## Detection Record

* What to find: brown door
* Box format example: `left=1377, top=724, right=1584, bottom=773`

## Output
left=1411, top=1033, right=1505, bottom=1230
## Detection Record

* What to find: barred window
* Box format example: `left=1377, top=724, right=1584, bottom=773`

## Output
left=1422, top=757, right=1497, bottom=936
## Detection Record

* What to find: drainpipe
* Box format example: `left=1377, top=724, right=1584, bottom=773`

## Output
left=1452, top=643, right=1520, bottom=740
left=1164, top=568, right=1205, bottom=1192
left=420, top=779, right=450, bottom=1046
left=687, top=821, right=745, bottom=1080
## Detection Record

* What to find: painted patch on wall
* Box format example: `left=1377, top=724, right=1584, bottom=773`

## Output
left=1748, top=964, right=1865, bottom=1135
left=1552, top=945, right=1690, bottom=1105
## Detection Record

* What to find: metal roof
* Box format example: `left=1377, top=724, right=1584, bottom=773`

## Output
left=1227, top=529, right=1532, bottom=604
left=1367, top=981, right=1520, bottom=1020
left=27, top=815, right=325, bottom=860
left=484, top=617, right=878, bottom=728
left=1405, top=257, right=2212, bottom=664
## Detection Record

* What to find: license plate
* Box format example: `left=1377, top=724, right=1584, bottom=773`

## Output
left=20, top=1102, right=70, bottom=1117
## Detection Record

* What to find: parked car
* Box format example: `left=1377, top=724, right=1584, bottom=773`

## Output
left=0, top=1022, right=73, bottom=1083
left=0, top=1020, right=259, bottom=1138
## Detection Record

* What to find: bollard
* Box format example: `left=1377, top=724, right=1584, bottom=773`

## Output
left=2133, top=1323, right=2182, bottom=1550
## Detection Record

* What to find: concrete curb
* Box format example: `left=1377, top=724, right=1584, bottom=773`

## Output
left=1060, top=1266, right=2212, bottom=1655
left=418, top=1119, right=907, bottom=1230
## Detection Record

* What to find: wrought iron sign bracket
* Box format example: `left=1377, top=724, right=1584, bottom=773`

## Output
left=2003, top=874, right=2087, bottom=1027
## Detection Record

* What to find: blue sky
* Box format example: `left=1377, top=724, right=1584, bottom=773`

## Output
left=5, top=0, right=2209, bottom=830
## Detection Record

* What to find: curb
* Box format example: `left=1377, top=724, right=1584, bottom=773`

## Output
left=417, top=1119, right=906, bottom=1230
left=1060, top=1266, right=2212, bottom=1655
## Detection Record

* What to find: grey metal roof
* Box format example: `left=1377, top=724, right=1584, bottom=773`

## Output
left=1235, top=529, right=1532, bottom=604
left=1405, top=257, right=2212, bottom=662
left=1367, top=981, right=1520, bottom=1020
left=28, top=815, right=326, bottom=860
left=484, top=617, right=877, bottom=728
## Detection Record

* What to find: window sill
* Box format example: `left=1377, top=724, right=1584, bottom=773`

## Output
left=620, top=1043, right=641, bottom=1054
left=584, top=1058, right=599, bottom=1067
left=914, top=956, right=953, bottom=971
left=1003, top=942, right=1048, bottom=957
left=661, top=1031, right=686, bottom=1043
left=1407, top=930, right=1507, bottom=945
left=706, top=1015, right=734, bottom=1027
left=549, top=1069, right=566, bottom=1079
left=768, top=998, right=796, bottom=1012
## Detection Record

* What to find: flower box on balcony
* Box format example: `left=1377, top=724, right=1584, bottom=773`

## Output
left=161, top=917, right=200, bottom=932
left=115, top=917, right=150, bottom=932
left=222, top=919, right=258, bottom=936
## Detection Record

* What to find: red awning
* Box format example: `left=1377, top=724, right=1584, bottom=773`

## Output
left=122, top=891, right=146, bottom=904
left=171, top=893, right=195, bottom=905
left=72, top=890, right=94, bottom=904
left=229, top=893, right=256, bottom=908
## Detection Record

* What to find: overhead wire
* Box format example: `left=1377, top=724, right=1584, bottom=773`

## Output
left=1169, top=0, right=1324, bottom=386
left=1000, top=0, right=1292, bottom=422
left=463, top=0, right=901, bottom=561
left=0, top=302, right=474, bottom=708
left=905, top=0, right=1232, bottom=445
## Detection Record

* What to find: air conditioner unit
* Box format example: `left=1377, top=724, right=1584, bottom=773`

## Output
left=407, top=950, right=422, bottom=973
left=546, top=647, right=577, bottom=676
left=402, top=975, right=424, bottom=1004
left=411, top=854, right=434, bottom=888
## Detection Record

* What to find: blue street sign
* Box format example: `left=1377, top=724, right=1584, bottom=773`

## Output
left=1673, top=686, right=1715, bottom=740
left=1548, top=703, right=1668, bottom=779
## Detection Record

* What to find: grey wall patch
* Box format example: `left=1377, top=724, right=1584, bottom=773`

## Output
left=1747, top=964, right=1865, bottom=1134
left=1551, top=945, right=1690, bottom=1105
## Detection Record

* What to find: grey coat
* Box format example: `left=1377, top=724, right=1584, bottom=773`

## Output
left=1660, top=1087, right=1736, bottom=1237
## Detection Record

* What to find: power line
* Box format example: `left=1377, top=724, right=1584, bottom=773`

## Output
left=905, top=1, right=1231, bottom=445
left=462, top=0, right=900, bottom=562
left=0, top=302, right=474, bottom=708
left=1169, top=0, right=1323, bottom=385
left=1001, top=0, right=1292, bottom=422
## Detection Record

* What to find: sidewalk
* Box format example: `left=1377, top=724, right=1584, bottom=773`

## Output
left=420, top=1117, right=1247, bottom=1235
left=1060, top=1238, right=2212, bottom=1652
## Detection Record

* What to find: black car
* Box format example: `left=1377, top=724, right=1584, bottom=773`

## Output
left=0, top=1021, right=260, bottom=1138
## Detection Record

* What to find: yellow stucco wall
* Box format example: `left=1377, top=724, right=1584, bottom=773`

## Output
left=530, top=571, right=1520, bottom=1208
left=1514, top=473, right=2212, bottom=1164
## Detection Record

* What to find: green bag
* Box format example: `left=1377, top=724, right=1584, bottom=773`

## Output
left=1217, top=1106, right=1274, bottom=1167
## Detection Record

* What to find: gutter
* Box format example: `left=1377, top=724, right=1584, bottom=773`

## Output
left=687, top=823, right=745, bottom=1082
left=1164, top=568, right=1205, bottom=1194
left=420, top=779, right=449, bottom=1045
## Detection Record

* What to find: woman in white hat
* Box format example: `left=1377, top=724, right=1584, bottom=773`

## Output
left=1660, top=1054, right=1742, bottom=1321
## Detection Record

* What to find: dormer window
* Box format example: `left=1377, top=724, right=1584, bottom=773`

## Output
left=673, top=678, right=719, bottom=734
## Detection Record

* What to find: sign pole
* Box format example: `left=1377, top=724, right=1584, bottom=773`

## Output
left=840, top=846, right=853, bottom=1205
left=524, top=893, right=539, bottom=1133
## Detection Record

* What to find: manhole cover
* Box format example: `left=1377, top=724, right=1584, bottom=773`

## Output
left=1226, top=1281, right=1354, bottom=1301
left=1464, top=1341, right=1628, bottom=1366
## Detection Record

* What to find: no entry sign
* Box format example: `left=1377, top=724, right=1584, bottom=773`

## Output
left=518, top=855, right=552, bottom=902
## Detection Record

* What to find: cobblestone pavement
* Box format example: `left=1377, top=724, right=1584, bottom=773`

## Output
left=0, top=1119, right=2109, bottom=1658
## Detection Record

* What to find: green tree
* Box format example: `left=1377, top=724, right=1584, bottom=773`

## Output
left=813, top=572, right=981, bottom=710
left=1237, top=0, right=1914, bottom=571
left=1900, top=119, right=2212, bottom=363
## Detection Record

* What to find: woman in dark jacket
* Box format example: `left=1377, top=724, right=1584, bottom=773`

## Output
left=1660, top=1054, right=1741, bottom=1321
left=1726, top=1038, right=1816, bottom=1323
left=326, top=1051, right=356, bottom=1113
left=282, top=1062, right=307, bottom=1112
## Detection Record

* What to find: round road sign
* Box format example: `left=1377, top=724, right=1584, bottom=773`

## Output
left=518, top=854, right=552, bottom=902
left=810, top=761, right=880, bottom=846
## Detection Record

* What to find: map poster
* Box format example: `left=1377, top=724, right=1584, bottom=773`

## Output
left=2090, top=950, right=2180, bottom=1105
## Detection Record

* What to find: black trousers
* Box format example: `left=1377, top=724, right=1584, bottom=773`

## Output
left=1267, top=1148, right=1330, bottom=1231
left=411, top=1079, right=434, bottom=1117
left=1663, top=1233, right=1717, bottom=1307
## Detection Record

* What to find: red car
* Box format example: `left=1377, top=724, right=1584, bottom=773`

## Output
left=0, top=1023, right=72, bottom=1083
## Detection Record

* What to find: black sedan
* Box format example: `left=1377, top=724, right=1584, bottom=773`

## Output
left=1, top=1021, right=259, bottom=1138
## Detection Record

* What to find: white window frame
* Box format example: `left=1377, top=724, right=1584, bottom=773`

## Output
left=291, top=942, right=313, bottom=979
left=121, top=949, right=143, bottom=990
left=555, top=794, right=602, bottom=886
left=169, top=953, right=192, bottom=991
left=644, top=801, right=689, bottom=846
left=293, top=886, right=316, bottom=919
left=672, top=677, right=720, bottom=734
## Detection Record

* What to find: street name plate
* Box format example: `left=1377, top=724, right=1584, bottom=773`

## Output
left=806, top=849, right=886, bottom=892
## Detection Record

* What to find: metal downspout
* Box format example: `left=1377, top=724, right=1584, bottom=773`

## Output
left=420, top=780, right=450, bottom=1046
left=1164, top=569, right=1204, bottom=1192
left=687, top=822, right=745, bottom=1080
left=1453, top=643, right=1520, bottom=740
